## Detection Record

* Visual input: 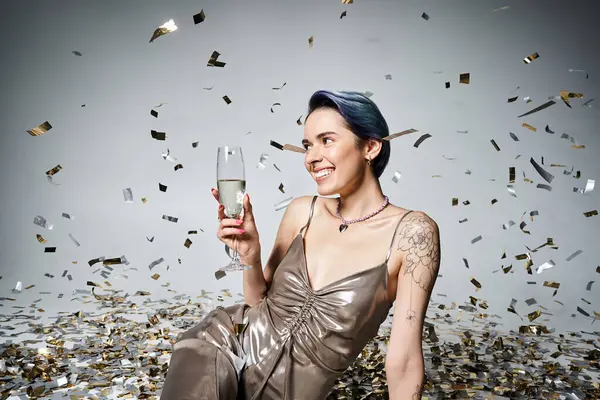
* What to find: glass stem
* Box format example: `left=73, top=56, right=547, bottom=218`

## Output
left=232, top=235, right=239, bottom=262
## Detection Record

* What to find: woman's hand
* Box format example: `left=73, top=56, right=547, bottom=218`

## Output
left=211, top=188, right=261, bottom=262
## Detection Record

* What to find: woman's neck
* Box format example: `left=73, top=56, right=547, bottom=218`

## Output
left=336, top=180, right=387, bottom=220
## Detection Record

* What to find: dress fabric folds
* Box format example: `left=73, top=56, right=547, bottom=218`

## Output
left=160, top=196, right=413, bottom=399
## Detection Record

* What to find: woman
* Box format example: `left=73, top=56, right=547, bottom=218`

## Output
left=160, top=90, right=441, bottom=399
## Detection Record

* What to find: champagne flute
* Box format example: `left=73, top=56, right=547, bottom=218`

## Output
left=216, top=145, right=252, bottom=271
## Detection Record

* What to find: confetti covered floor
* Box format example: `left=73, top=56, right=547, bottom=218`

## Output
left=1, top=295, right=598, bottom=399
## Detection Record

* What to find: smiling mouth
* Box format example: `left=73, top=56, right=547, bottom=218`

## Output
left=314, top=169, right=335, bottom=181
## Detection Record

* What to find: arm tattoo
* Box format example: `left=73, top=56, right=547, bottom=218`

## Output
left=396, top=213, right=440, bottom=325
left=412, top=383, right=424, bottom=399
left=396, top=213, right=440, bottom=293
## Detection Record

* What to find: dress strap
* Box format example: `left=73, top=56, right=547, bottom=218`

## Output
left=384, top=210, right=414, bottom=265
left=299, top=195, right=318, bottom=237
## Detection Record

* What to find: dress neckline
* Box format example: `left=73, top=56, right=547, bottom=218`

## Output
left=296, top=232, right=388, bottom=294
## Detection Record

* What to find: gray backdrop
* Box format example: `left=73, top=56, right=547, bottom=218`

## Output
left=1, top=0, right=599, bottom=340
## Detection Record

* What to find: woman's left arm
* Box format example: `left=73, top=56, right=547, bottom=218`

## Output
left=385, top=212, right=441, bottom=400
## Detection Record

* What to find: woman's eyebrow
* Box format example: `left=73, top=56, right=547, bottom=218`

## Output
left=302, top=131, right=337, bottom=145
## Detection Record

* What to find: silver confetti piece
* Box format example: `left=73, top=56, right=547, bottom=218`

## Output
left=62, top=212, right=74, bottom=220
left=13, top=281, right=23, bottom=292
left=536, top=260, right=556, bottom=274
left=274, top=197, right=294, bottom=212
left=148, top=257, right=165, bottom=270
left=391, top=171, right=402, bottom=183
left=162, top=148, right=178, bottom=163
left=123, top=188, right=133, bottom=203
left=33, top=215, right=53, bottom=230
left=565, top=249, right=583, bottom=262
left=68, top=233, right=80, bottom=247
left=162, top=214, right=178, bottom=223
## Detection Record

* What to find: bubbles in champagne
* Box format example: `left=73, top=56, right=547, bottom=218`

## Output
left=217, top=179, right=246, bottom=218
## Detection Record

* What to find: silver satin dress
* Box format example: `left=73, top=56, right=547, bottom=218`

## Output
left=160, top=196, right=414, bottom=399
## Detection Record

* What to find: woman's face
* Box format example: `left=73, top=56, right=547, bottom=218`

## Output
left=303, top=108, right=365, bottom=195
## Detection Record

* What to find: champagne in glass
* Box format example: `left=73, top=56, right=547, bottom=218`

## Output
left=216, top=145, right=252, bottom=271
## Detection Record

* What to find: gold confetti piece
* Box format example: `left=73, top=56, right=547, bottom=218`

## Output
left=459, top=73, right=470, bottom=84
left=45, top=164, right=62, bottom=176
left=215, top=269, right=226, bottom=280
left=272, top=82, right=286, bottom=90
left=141, top=197, right=148, bottom=203
left=543, top=281, right=560, bottom=289
left=150, top=109, right=158, bottom=118
left=193, top=9, right=206, bottom=24
left=296, top=115, right=303, bottom=125
left=72, top=50, right=82, bottom=56
left=559, top=90, right=584, bottom=108
left=523, top=52, right=539, bottom=64
left=149, top=19, right=178, bottom=43
left=150, top=129, right=167, bottom=140
left=421, top=12, right=429, bottom=20
left=25, top=284, right=35, bottom=290
left=342, top=0, right=353, bottom=3
left=584, top=210, right=598, bottom=217
left=27, top=121, right=52, bottom=136
left=445, top=81, right=450, bottom=89
left=223, top=95, right=232, bottom=104
left=517, top=100, right=556, bottom=118
left=270, top=102, right=281, bottom=113
left=308, top=35, right=314, bottom=48
left=340, top=11, right=347, bottom=19
left=470, top=277, right=482, bottom=291
left=521, top=122, right=536, bottom=132
left=507, top=96, right=518, bottom=102
left=234, top=323, right=247, bottom=335
left=527, top=310, right=541, bottom=322
left=184, top=238, right=192, bottom=248
left=384, top=128, right=418, bottom=141
left=174, top=163, right=184, bottom=171
left=44, top=247, right=56, bottom=253
left=207, top=50, right=226, bottom=67
left=36, top=234, right=47, bottom=243
left=151, top=273, right=160, bottom=280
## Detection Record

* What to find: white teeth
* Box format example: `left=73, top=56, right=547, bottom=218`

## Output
left=316, top=169, right=334, bottom=178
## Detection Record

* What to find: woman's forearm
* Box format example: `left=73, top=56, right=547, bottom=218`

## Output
left=387, top=360, right=425, bottom=400
left=240, top=252, right=267, bottom=306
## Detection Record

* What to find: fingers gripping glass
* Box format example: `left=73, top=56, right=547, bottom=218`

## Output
left=217, top=145, right=251, bottom=272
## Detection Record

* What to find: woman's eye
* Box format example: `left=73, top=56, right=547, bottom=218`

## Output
left=304, top=137, right=332, bottom=150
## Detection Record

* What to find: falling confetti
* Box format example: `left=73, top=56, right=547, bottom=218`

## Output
left=27, top=121, right=52, bottom=136
left=149, top=19, right=178, bottom=43
left=193, top=9, right=206, bottom=24
left=523, top=52, right=540, bottom=64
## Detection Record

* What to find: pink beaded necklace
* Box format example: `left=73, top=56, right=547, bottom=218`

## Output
left=335, top=195, right=390, bottom=233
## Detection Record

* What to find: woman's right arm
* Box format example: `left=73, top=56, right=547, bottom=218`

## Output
left=241, top=196, right=308, bottom=306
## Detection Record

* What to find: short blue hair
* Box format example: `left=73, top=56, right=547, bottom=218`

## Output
left=306, top=90, right=391, bottom=179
